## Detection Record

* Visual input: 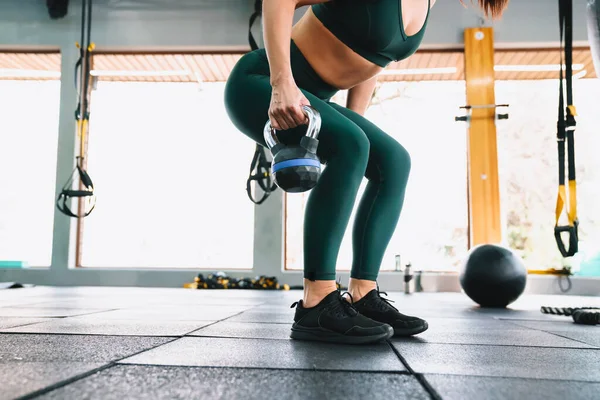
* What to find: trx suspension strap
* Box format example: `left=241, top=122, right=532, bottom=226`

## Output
left=246, top=0, right=278, bottom=205
left=248, top=0, right=262, bottom=52
left=56, top=0, right=96, bottom=218
left=554, top=0, right=578, bottom=257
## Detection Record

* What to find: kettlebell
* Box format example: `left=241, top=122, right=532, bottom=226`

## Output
left=263, top=105, right=322, bottom=193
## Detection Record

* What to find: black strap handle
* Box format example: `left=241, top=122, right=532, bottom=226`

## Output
left=56, top=157, right=96, bottom=218
left=246, top=144, right=277, bottom=205
left=554, top=222, right=578, bottom=258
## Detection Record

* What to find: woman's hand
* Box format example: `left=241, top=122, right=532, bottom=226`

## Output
left=269, top=79, right=311, bottom=130
left=261, top=0, right=324, bottom=130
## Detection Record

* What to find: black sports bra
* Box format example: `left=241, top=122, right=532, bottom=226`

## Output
left=311, top=0, right=431, bottom=67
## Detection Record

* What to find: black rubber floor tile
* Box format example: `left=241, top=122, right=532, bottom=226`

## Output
left=127, top=294, right=271, bottom=307
left=0, top=298, right=51, bottom=308
left=18, top=295, right=263, bottom=309
left=398, top=321, right=594, bottom=348
left=508, top=319, right=600, bottom=333
left=391, top=341, right=600, bottom=381
left=458, top=308, right=566, bottom=322
left=143, top=297, right=267, bottom=306
left=397, top=307, right=496, bottom=320
left=38, top=365, right=428, bottom=400
left=487, top=309, right=572, bottom=321
left=0, top=334, right=173, bottom=362
left=119, top=337, right=405, bottom=372
left=188, top=321, right=292, bottom=339
left=0, top=317, right=50, bottom=329
left=0, top=307, right=109, bottom=318
left=420, top=317, right=514, bottom=330
left=226, top=311, right=294, bottom=324
left=0, top=287, right=52, bottom=299
left=79, top=306, right=248, bottom=321
left=5, top=287, right=277, bottom=305
left=0, top=361, right=106, bottom=400
left=547, top=331, right=600, bottom=348
left=9, top=301, right=120, bottom=310
left=2, top=318, right=215, bottom=337
left=425, top=374, right=600, bottom=400
left=251, top=304, right=297, bottom=312
left=10, top=299, right=152, bottom=309
left=0, top=334, right=173, bottom=399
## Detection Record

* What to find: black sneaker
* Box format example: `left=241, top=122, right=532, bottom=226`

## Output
left=353, top=289, right=428, bottom=337
left=290, top=290, right=394, bottom=344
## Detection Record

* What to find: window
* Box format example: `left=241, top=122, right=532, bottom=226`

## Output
left=79, top=53, right=256, bottom=269
left=285, top=80, right=469, bottom=273
left=0, top=52, right=61, bottom=268
left=496, top=78, right=600, bottom=274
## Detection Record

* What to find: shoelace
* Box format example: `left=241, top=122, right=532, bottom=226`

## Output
left=373, top=291, right=399, bottom=312
left=333, top=291, right=358, bottom=317
left=372, top=284, right=399, bottom=312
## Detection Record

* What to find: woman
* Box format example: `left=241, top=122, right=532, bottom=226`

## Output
left=224, top=0, right=509, bottom=344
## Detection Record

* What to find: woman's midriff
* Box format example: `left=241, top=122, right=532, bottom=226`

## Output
left=290, top=7, right=383, bottom=90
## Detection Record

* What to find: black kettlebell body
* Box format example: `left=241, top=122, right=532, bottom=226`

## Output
left=263, top=106, right=322, bottom=193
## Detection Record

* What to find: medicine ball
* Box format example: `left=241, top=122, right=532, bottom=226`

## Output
left=459, top=244, right=527, bottom=308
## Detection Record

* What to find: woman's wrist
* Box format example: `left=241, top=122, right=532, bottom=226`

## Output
left=270, top=71, right=295, bottom=87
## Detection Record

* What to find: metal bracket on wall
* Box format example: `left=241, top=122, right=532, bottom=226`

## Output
left=455, top=103, right=510, bottom=123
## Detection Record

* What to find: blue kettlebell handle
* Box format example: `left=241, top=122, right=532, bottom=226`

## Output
left=263, top=105, right=321, bottom=150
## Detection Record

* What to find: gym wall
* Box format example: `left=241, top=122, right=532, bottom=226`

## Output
left=0, top=0, right=597, bottom=290
left=0, top=0, right=592, bottom=50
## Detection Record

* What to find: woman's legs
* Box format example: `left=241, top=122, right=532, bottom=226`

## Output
left=326, top=102, right=428, bottom=337
left=224, top=50, right=371, bottom=305
left=225, top=53, right=411, bottom=300
left=224, top=48, right=394, bottom=343
left=326, top=102, right=411, bottom=298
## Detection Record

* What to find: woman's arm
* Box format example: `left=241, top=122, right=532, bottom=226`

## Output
left=263, top=0, right=330, bottom=87
left=345, top=76, right=378, bottom=116
left=262, top=0, right=331, bottom=129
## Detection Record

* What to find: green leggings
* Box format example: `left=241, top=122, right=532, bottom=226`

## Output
left=224, top=40, right=411, bottom=281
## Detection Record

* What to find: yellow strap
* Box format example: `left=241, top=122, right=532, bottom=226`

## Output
left=555, top=181, right=578, bottom=226
left=568, top=179, right=577, bottom=224
left=79, top=119, right=88, bottom=158
left=528, top=267, right=572, bottom=275
left=555, top=184, right=566, bottom=224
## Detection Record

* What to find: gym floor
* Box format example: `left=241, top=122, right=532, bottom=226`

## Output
left=1, top=286, right=599, bottom=400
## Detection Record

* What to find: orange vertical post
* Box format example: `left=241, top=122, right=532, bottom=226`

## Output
left=464, top=27, right=502, bottom=247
